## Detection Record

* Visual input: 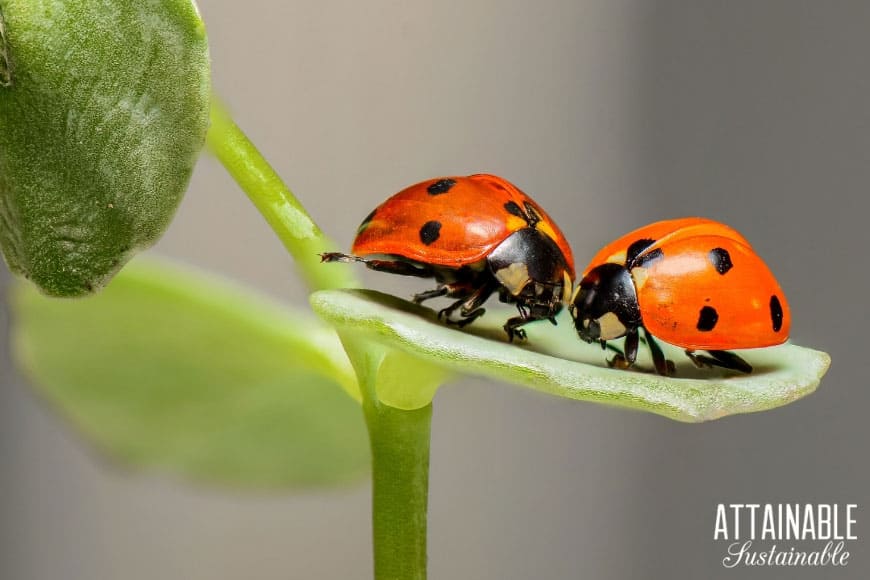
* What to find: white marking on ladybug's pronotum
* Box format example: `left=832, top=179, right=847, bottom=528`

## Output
left=570, top=286, right=581, bottom=304
left=562, top=270, right=572, bottom=304
left=597, top=312, right=626, bottom=340
left=495, top=262, right=530, bottom=295
left=607, top=250, right=628, bottom=266
left=631, top=266, right=649, bottom=289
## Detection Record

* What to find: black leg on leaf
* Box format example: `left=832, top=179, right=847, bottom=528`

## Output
left=686, top=349, right=752, bottom=374
left=706, top=350, right=753, bottom=373
left=624, top=330, right=639, bottom=365
left=608, top=328, right=638, bottom=370
left=603, top=341, right=623, bottom=356
left=438, top=282, right=495, bottom=329
left=503, top=318, right=526, bottom=342
left=503, top=302, right=562, bottom=342
left=455, top=308, right=487, bottom=327
left=644, top=329, right=675, bottom=376
left=503, top=303, right=532, bottom=342
left=413, top=286, right=449, bottom=304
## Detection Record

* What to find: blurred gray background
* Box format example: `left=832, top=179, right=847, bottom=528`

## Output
left=2, top=0, right=868, bottom=578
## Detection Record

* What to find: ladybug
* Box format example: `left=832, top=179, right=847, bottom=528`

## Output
left=569, top=217, right=790, bottom=375
left=322, top=174, right=575, bottom=340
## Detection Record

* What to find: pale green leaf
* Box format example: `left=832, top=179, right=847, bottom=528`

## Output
left=310, top=289, right=830, bottom=422
left=12, top=258, right=369, bottom=488
left=0, top=0, right=210, bottom=296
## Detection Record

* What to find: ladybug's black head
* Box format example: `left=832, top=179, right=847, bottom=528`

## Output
left=570, top=263, right=641, bottom=343
left=486, top=228, right=573, bottom=317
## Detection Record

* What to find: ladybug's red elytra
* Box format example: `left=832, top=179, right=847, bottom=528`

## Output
left=322, top=174, right=575, bottom=340
left=569, top=217, right=791, bottom=375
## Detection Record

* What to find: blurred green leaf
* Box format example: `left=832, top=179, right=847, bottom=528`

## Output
left=311, top=289, right=830, bottom=422
left=0, top=0, right=210, bottom=296
left=12, top=258, right=369, bottom=489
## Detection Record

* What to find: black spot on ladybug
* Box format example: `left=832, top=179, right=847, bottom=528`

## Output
left=709, top=247, right=733, bottom=275
left=419, top=220, right=442, bottom=245
left=504, top=201, right=524, bottom=218
left=634, top=248, right=664, bottom=269
left=356, top=209, right=377, bottom=234
left=770, top=295, right=784, bottom=332
left=626, top=238, right=656, bottom=267
left=696, top=306, right=719, bottom=331
left=427, top=179, right=456, bottom=195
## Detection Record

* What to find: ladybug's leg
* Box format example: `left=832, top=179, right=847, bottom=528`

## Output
left=684, top=350, right=708, bottom=369
left=687, top=350, right=753, bottom=374
left=503, top=318, right=527, bottom=342
left=644, top=329, right=676, bottom=376
left=438, top=282, right=497, bottom=328
left=416, top=281, right=478, bottom=304
left=503, top=304, right=532, bottom=342
left=413, top=286, right=450, bottom=304
left=607, top=329, right=638, bottom=370
left=320, top=253, right=433, bottom=278
left=602, top=341, right=624, bottom=355
left=706, top=350, right=753, bottom=373
left=503, top=299, right=562, bottom=342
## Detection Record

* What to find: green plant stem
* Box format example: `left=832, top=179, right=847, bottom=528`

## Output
left=205, top=100, right=356, bottom=291
left=208, top=100, right=434, bottom=579
left=365, top=400, right=432, bottom=580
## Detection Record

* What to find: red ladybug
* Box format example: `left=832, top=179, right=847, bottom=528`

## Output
left=569, top=217, right=790, bottom=375
left=322, top=174, right=575, bottom=340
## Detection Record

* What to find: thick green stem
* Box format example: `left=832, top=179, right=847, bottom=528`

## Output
left=209, top=101, right=433, bottom=580
left=365, top=401, right=432, bottom=580
left=205, top=100, right=357, bottom=292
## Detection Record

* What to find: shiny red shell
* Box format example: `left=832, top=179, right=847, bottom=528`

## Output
left=586, top=217, right=790, bottom=350
left=351, top=174, right=576, bottom=277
